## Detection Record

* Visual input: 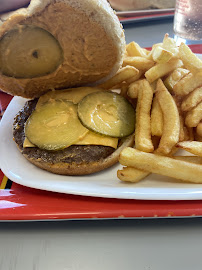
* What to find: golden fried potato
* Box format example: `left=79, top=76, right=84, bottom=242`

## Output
left=155, top=79, right=180, bottom=155
left=135, top=79, right=154, bottom=153
left=119, top=147, right=202, bottom=183
left=181, top=86, right=202, bottom=112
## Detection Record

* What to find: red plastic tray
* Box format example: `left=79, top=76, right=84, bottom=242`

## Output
left=0, top=44, right=202, bottom=221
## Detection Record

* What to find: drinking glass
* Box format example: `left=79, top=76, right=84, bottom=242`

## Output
left=174, top=0, right=202, bottom=41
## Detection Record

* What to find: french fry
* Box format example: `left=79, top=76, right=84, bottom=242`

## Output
left=117, top=155, right=202, bottom=183
left=126, top=41, right=148, bottom=58
left=151, top=96, right=163, bottom=137
left=146, top=43, right=163, bottom=60
left=150, top=81, right=157, bottom=91
left=125, top=70, right=143, bottom=84
left=185, top=101, right=202, bottom=127
left=175, top=156, right=202, bottom=164
left=179, top=115, right=185, bottom=142
left=172, top=96, right=185, bottom=142
left=98, top=66, right=139, bottom=89
left=117, top=167, right=149, bottom=183
left=162, top=34, right=179, bottom=57
left=181, top=86, right=202, bottom=112
left=120, top=82, right=128, bottom=98
left=196, top=122, right=202, bottom=137
left=117, top=38, right=202, bottom=185
left=123, top=56, right=155, bottom=71
left=127, top=79, right=142, bottom=99
left=119, top=147, right=202, bottom=183
left=164, top=68, right=190, bottom=92
left=173, top=71, right=202, bottom=96
left=179, top=42, right=202, bottom=73
left=135, top=79, right=154, bottom=152
left=155, top=79, right=180, bottom=155
left=176, top=141, right=202, bottom=157
left=152, top=45, right=173, bottom=63
left=145, top=59, right=183, bottom=83
left=183, top=125, right=190, bottom=141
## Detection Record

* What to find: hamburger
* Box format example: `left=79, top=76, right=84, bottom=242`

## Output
left=0, top=0, right=135, bottom=175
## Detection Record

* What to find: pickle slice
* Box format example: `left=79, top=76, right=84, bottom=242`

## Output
left=0, top=25, right=63, bottom=78
left=25, top=100, right=88, bottom=150
left=78, top=91, right=136, bottom=137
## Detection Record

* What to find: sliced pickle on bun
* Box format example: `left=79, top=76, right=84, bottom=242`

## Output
left=25, top=100, right=88, bottom=151
left=78, top=91, right=136, bottom=138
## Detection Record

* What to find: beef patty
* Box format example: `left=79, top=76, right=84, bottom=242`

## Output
left=13, top=99, right=115, bottom=165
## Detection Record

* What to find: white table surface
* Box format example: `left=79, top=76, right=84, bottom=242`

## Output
left=1, top=18, right=202, bottom=270
left=1, top=218, right=202, bottom=270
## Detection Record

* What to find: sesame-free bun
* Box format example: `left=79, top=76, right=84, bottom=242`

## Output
left=0, top=0, right=125, bottom=99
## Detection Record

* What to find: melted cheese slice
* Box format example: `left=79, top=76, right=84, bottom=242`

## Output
left=75, top=131, right=118, bottom=148
left=23, top=131, right=118, bottom=149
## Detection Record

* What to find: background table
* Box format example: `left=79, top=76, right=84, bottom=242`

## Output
left=1, top=17, right=202, bottom=270
left=1, top=218, right=202, bottom=269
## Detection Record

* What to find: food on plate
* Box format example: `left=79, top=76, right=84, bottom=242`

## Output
left=119, top=148, right=202, bottom=183
left=151, top=46, right=173, bottom=64
left=185, top=101, right=202, bottom=127
left=176, top=141, right=202, bottom=157
left=126, top=41, right=149, bottom=58
left=77, top=91, right=135, bottom=138
left=117, top=34, right=202, bottom=184
left=123, top=56, right=155, bottom=71
left=173, top=72, right=202, bottom=96
left=179, top=42, right=202, bottom=74
left=0, top=25, right=63, bottom=78
left=128, top=80, right=142, bottom=99
left=151, top=96, right=163, bottom=137
left=117, top=166, right=149, bottom=183
left=13, top=87, right=135, bottom=175
left=98, top=66, right=138, bottom=89
left=197, top=122, right=202, bottom=137
left=134, top=79, right=154, bottom=153
left=125, top=70, right=144, bottom=85
left=155, top=79, right=180, bottom=155
left=145, top=58, right=183, bottom=83
left=25, top=99, right=89, bottom=151
left=1, top=0, right=202, bottom=184
left=181, top=86, right=202, bottom=112
left=0, top=0, right=137, bottom=175
left=118, top=156, right=202, bottom=183
left=161, top=33, right=179, bottom=58
left=0, top=0, right=125, bottom=98
left=164, top=68, right=190, bottom=92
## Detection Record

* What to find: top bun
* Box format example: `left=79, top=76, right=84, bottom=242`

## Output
left=0, top=0, right=125, bottom=98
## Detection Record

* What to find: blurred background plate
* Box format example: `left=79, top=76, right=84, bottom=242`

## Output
left=117, top=9, right=174, bottom=24
left=117, top=8, right=175, bottom=17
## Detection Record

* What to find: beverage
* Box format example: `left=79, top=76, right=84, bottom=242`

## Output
left=174, top=0, right=202, bottom=40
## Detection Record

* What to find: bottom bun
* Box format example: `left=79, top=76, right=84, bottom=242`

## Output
left=22, top=135, right=134, bottom=175
left=13, top=99, right=134, bottom=175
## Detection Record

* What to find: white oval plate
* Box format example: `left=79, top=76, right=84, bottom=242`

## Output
left=0, top=55, right=202, bottom=200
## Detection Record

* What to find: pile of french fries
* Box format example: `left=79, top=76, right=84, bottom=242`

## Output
left=98, top=34, right=202, bottom=183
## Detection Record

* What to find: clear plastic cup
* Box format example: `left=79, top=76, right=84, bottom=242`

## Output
left=174, top=0, right=202, bottom=41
